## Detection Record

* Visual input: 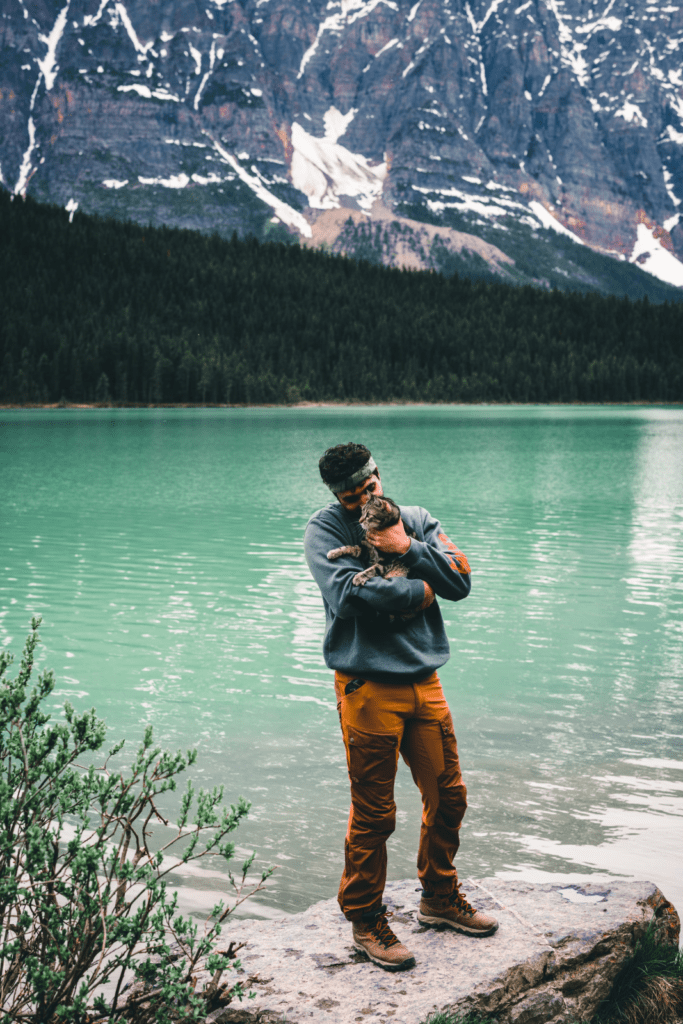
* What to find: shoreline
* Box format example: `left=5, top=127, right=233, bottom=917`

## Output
left=2, top=400, right=682, bottom=410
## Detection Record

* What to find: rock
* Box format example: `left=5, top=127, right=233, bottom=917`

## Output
left=1, top=0, right=683, bottom=285
left=207, top=878, right=679, bottom=1024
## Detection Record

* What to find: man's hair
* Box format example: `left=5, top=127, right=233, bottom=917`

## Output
left=318, top=443, right=375, bottom=487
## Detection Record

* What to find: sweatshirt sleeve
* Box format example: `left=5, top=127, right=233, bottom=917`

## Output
left=398, top=511, right=472, bottom=603
left=304, top=513, right=426, bottom=620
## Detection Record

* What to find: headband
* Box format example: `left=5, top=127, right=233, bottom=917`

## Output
left=324, top=457, right=378, bottom=494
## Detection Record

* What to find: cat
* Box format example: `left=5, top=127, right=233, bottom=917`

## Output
left=327, top=494, right=419, bottom=588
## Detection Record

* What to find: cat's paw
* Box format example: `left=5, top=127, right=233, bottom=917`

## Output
left=353, top=566, right=380, bottom=585
left=327, top=545, right=362, bottom=561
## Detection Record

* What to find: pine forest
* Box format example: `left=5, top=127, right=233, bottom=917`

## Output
left=1, top=190, right=682, bottom=406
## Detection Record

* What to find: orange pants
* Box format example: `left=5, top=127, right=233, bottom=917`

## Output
left=334, top=671, right=467, bottom=921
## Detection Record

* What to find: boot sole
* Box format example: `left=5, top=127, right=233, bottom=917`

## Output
left=353, top=940, right=416, bottom=971
left=416, top=911, right=498, bottom=936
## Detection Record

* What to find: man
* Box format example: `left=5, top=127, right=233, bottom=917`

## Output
left=304, top=442, right=497, bottom=972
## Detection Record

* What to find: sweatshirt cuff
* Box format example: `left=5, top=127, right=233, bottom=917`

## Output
left=405, top=577, right=428, bottom=611
left=399, top=538, right=427, bottom=570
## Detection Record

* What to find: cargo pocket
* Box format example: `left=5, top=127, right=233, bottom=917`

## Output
left=347, top=728, right=398, bottom=786
left=347, top=728, right=399, bottom=835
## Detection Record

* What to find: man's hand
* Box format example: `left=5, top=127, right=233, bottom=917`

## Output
left=418, top=581, right=435, bottom=610
left=366, top=520, right=411, bottom=555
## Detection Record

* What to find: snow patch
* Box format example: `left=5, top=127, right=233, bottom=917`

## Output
left=663, top=167, right=681, bottom=207
left=630, top=223, right=683, bottom=287
left=83, top=0, right=110, bottom=28
left=413, top=184, right=514, bottom=219
left=118, top=83, right=180, bottom=101
left=464, top=3, right=488, bottom=95
left=344, top=0, right=398, bottom=24
left=114, top=3, right=154, bottom=54
left=290, top=121, right=386, bottom=212
left=38, top=2, right=71, bottom=91
left=191, top=172, right=222, bottom=184
left=297, top=11, right=344, bottom=77
left=194, top=39, right=216, bottom=109
left=474, top=0, right=507, bottom=32
left=14, top=115, right=37, bottom=195
left=102, top=178, right=128, bottom=188
left=65, top=198, right=78, bottom=222
left=528, top=200, right=585, bottom=244
left=138, top=173, right=190, bottom=188
left=575, top=15, right=622, bottom=34
left=545, top=0, right=589, bottom=86
left=189, top=43, right=202, bottom=74
left=614, top=99, right=648, bottom=126
left=374, top=37, right=399, bottom=59
left=663, top=213, right=680, bottom=232
left=408, top=1, right=422, bottom=20
left=323, top=105, right=357, bottom=143
left=206, top=135, right=312, bottom=236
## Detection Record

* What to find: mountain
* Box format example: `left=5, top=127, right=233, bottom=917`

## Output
left=1, top=0, right=683, bottom=293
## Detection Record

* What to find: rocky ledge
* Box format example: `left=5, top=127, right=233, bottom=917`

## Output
left=208, top=878, right=679, bottom=1024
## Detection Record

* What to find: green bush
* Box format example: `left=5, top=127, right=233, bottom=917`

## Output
left=0, top=618, right=271, bottom=1023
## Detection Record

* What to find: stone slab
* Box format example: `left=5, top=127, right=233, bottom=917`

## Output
left=208, top=878, right=679, bottom=1024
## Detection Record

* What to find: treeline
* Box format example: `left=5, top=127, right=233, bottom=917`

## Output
left=1, top=189, right=682, bottom=405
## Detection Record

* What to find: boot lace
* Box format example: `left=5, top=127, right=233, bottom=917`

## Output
left=449, top=887, right=475, bottom=918
left=369, top=908, right=400, bottom=949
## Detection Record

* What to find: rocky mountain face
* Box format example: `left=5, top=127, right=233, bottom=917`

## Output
left=2, top=0, right=683, bottom=289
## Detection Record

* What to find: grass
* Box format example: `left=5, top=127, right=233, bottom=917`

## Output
left=595, top=925, right=683, bottom=1024
left=418, top=924, right=683, bottom=1024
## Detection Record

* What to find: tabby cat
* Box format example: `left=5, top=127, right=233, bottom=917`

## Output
left=327, top=495, right=418, bottom=587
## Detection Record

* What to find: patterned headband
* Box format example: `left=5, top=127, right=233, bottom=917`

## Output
left=325, top=457, right=378, bottom=494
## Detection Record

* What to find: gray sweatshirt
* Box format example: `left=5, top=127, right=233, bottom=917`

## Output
left=304, top=501, right=471, bottom=683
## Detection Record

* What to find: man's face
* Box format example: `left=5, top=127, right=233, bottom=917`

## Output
left=336, top=473, right=383, bottom=515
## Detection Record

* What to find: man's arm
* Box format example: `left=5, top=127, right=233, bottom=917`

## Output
left=368, top=510, right=471, bottom=604
left=304, top=514, right=426, bottom=619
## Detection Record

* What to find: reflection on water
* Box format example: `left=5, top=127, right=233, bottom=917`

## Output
left=1, top=406, right=681, bottom=922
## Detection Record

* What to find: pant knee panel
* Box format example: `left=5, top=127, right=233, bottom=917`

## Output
left=348, top=820, right=396, bottom=847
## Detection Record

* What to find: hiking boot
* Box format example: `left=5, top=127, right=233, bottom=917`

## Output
left=417, top=885, right=498, bottom=936
left=352, top=905, right=416, bottom=971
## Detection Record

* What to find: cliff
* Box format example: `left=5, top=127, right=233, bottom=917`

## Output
left=2, top=0, right=683, bottom=289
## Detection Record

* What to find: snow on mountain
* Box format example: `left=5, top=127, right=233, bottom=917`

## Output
left=1, top=0, right=682, bottom=288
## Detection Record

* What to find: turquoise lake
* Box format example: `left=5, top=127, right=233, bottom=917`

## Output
left=1, top=406, right=682, bottom=922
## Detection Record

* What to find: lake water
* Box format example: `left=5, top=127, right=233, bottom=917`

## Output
left=1, top=406, right=682, bottom=925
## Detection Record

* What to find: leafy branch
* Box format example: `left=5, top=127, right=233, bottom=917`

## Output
left=0, top=618, right=273, bottom=1023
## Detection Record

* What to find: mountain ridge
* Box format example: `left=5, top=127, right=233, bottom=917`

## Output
left=1, top=0, right=682, bottom=290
